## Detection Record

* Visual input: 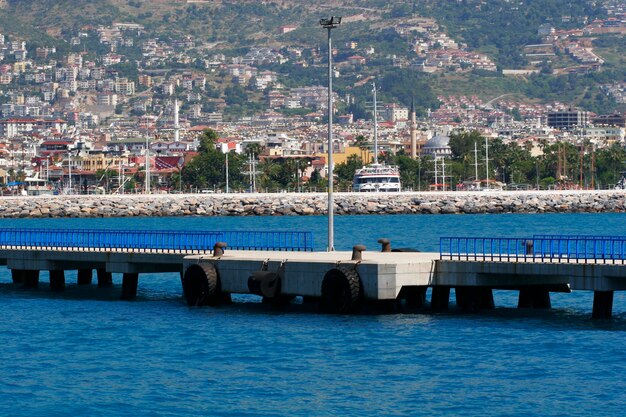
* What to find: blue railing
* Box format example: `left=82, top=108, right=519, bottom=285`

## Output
left=440, top=236, right=626, bottom=264
left=534, top=234, right=626, bottom=240
left=0, top=228, right=314, bottom=253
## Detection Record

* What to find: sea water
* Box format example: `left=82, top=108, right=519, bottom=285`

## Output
left=1, top=213, right=625, bottom=416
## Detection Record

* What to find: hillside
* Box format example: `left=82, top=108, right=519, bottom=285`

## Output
left=0, top=0, right=623, bottom=113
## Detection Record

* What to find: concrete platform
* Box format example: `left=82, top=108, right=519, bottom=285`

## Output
left=184, top=250, right=439, bottom=299
left=1, top=245, right=625, bottom=317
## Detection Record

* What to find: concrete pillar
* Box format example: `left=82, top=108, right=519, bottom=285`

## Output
left=221, top=293, right=233, bottom=304
left=404, top=286, right=427, bottom=309
left=97, top=269, right=113, bottom=287
left=518, top=287, right=551, bottom=309
left=11, top=269, right=24, bottom=284
left=431, top=286, right=450, bottom=310
left=49, top=270, right=65, bottom=291
left=455, top=287, right=468, bottom=310
left=121, top=273, right=139, bottom=300
left=77, top=269, right=93, bottom=285
left=302, top=296, right=318, bottom=304
left=22, top=270, right=40, bottom=288
left=533, top=289, right=551, bottom=309
left=592, top=291, right=614, bottom=319
left=456, top=287, right=496, bottom=312
left=478, top=287, right=495, bottom=310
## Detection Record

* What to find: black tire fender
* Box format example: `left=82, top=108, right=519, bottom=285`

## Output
left=320, top=267, right=362, bottom=314
left=182, top=263, right=221, bottom=307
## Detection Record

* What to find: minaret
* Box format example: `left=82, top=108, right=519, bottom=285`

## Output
left=174, top=99, right=180, bottom=142
left=410, top=96, right=418, bottom=159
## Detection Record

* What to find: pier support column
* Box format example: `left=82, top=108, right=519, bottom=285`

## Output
left=97, top=269, right=113, bottom=287
left=431, top=286, right=450, bottom=311
left=121, top=273, right=139, bottom=300
left=11, top=269, right=24, bottom=284
left=77, top=269, right=93, bottom=285
left=456, top=287, right=495, bottom=312
left=49, top=270, right=65, bottom=291
left=22, top=270, right=40, bottom=288
left=479, top=287, right=495, bottom=310
left=403, top=286, right=427, bottom=309
left=592, top=291, right=614, bottom=319
left=302, top=296, right=318, bottom=304
left=518, top=287, right=551, bottom=309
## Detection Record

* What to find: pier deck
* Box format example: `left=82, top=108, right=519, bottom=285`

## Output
left=2, top=232, right=626, bottom=318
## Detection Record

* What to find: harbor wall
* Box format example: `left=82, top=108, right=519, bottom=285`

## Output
left=0, top=190, right=624, bottom=218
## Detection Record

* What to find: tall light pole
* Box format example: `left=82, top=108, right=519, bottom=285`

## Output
left=145, top=134, right=151, bottom=194
left=225, top=151, right=229, bottom=193
left=320, top=16, right=341, bottom=252
left=68, top=149, right=72, bottom=195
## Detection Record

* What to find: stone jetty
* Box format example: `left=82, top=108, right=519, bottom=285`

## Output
left=0, top=190, right=624, bottom=218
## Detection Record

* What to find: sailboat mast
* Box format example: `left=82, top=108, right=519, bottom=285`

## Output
left=119, top=159, right=123, bottom=194
left=442, top=158, right=446, bottom=191
left=373, top=82, right=378, bottom=164
left=485, top=137, right=489, bottom=190
left=474, top=141, right=479, bottom=181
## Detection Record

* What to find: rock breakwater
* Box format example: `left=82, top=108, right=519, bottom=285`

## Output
left=0, top=191, right=624, bottom=218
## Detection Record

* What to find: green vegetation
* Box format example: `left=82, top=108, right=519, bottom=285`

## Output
left=332, top=130, right=626, bottom=191
left=0, top=0, right=622, bottom=116
left=181, top=129, right=245, bottom=191
left=417, top=0, right=606, bottom=68
left=378, top=69, right=440, bottom=115
left=395, top=130, right=626, bottom=190
left=427, top=69, right=624, bottom=114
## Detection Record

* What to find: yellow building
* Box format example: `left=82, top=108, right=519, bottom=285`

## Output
left=13, top=61, right=27, bottom=73
left=77, top=154, right=129, bottom=172
left=333, top=146, right=373, bottom=166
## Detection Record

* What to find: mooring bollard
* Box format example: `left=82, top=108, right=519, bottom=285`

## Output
left=351, top=244, right=366, bottom=261
left=524, top=240, right=534, bottom=255
left=213, top=242, right=227, bottom=257
left=378, top=238, right=391, bottom=252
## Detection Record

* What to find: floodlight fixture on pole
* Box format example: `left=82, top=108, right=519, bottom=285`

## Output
left=319, top=15, right=341, bottom=252
left=319, top=16, right=342, bottom=29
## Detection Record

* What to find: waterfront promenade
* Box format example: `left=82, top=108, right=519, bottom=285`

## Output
left=0, top=189, right=624, bottom=218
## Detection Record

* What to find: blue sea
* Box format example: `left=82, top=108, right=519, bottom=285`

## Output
left=1, top=213, right=626, bottom=416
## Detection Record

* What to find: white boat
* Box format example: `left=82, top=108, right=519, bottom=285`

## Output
left=352, top=82, right=402, bottom=192
left=24, top=173, right=54, bottom=196
left=353, top=164, right=401, bottom=192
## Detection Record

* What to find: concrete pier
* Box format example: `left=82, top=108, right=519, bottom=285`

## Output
left=77, top=269, right=93, bottom=285
left=121, top=273, right=139, bottom=300
left=518, top=287, right=552, bottom=309
left=1, top=245, right=625, bottom=318
left=97, top=269, right=113, bottom=287
left=401, top=286, right=427, bottom=309
left=456, top=287, right=495, bottom=312
left=22, top=270, right=39, bottom=288
left=11, top=269, right=23, bottom=284
left=592, top=291, right=614, bottom=319
left=430, top=287, right=450, bottom=311
left=49, top=270, right=65, bottom=291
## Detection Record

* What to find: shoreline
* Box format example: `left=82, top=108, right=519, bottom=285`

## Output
left=0, top=190, right=624, bottom=218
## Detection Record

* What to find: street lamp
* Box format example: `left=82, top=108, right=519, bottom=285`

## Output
left=319, top=15, right=341, bottom=252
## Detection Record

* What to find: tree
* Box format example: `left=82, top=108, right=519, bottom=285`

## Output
left=224, top=84, right=248, bottom=106
left=335, top=154, right=363, bottom=183
left=449, top=131, right=483, bottom=159
left=182, top=129, right=245, bottom=190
